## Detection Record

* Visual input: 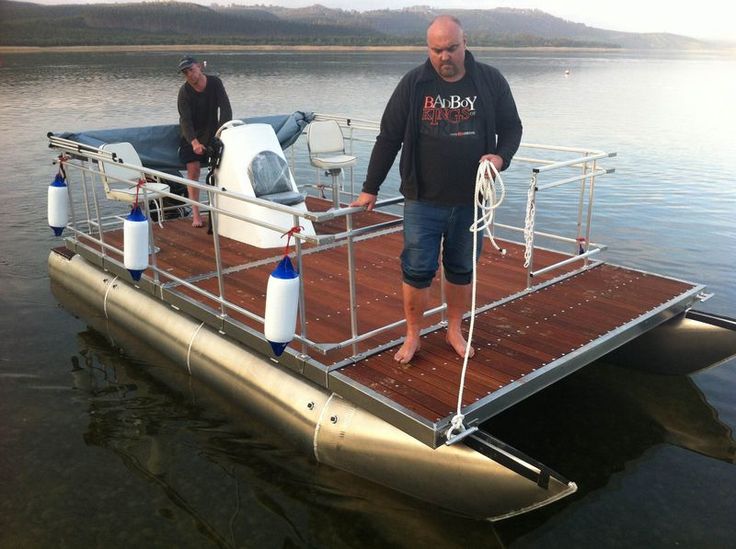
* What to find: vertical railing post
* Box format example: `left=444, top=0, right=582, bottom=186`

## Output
left=79, top=162, right=92, bottom=232
left=575, top=153, right=589, bottom=255
left=294, top=213, right=309, bottom=357
left=140, top=187, right=160, bottom=286
left=583, top=159, right=598, bottom=268
left=347, top=123, right=355, bottom=198
left=208, top=189, right=227, bottom=318
left=346, top=212, right=359, bottom=357
left=89, top=167, right=106, bottom=256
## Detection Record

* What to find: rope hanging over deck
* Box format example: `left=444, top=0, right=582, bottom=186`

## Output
left=446, top=159, right=505, bottom=444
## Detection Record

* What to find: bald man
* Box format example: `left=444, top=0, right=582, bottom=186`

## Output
left=351, top=16, right=522, bottom=363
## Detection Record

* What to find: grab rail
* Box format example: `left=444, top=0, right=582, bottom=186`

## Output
left=48, top=115, right=616, bottom=360
left=519, top=147, right=616, bottom=287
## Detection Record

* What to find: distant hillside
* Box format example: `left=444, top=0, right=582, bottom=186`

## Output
left=0, top=0, right=715, bottom=49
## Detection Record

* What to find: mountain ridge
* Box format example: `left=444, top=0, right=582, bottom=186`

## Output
left=0, top=1, right=719, bottom=49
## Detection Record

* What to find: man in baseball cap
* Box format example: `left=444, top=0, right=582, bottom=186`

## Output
left=176, top=55, right=232, bottom=227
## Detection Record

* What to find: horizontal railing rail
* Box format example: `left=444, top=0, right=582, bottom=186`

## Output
left=48, top=115, right=615, bottom=361
left=515, top=146, right=616, bottom=287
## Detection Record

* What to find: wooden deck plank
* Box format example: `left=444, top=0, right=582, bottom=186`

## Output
left=337, top=262, right=698, bottom=421
left=368, top=345, right=485, bottom=398
left=340, top=358, right=453, bottom=421
left=355, top=354, right=471, bottom=407
left=414, top=337, right=515, bottom=392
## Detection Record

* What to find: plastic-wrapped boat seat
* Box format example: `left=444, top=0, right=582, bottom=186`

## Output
left=249, top=150, right=305, bottom=206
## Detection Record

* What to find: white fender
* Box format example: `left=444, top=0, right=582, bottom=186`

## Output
left=264, top=256, right=300, bottom=356
left=124, top=205, right=149, bottom=281
left=48, top=174, right=69, bottom=236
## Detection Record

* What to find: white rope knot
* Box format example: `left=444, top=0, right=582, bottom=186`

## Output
left=447, top=413, right=466, bottom=441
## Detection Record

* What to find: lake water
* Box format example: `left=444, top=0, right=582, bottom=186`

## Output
left=1, top=49, right=735, bottom=547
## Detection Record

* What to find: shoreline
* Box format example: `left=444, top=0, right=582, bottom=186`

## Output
left=0, top=44, right=628, bottom=54
left=2, top=44, right=731, bottom=55
left=0, top=44, right=422, bottom=54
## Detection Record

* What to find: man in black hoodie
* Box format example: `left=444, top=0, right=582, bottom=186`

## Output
left=351, top=15, right=522, bottom=363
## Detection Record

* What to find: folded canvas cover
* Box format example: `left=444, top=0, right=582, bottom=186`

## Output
left=52, top=111, right=314, bottom=173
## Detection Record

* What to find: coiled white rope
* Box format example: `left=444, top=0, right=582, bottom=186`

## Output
left=523, top=179, right=536, bottom=268
left=468, top=160, right=506, bottom=254
left=446, top=159, right=504, bottom=443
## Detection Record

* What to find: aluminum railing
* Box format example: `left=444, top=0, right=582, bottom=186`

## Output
left=48, top=116, right=615, bottom=360
left=512, top=144, right=616, bottom=287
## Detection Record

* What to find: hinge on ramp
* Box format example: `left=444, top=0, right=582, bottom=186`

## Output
left=464, top=429, right=563, bottom=490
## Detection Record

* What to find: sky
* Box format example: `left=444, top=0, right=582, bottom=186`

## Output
left=29, top=0, right=733, bottom=41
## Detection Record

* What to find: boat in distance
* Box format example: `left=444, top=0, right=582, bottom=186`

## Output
left=45, top=112, right=736, bottom=520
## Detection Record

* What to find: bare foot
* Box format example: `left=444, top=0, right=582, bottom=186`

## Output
left=394, top=337, right=421, bottom=364
left=192, top=215, right=204, bottom=228
left=446, top=329, right=474, bottom=359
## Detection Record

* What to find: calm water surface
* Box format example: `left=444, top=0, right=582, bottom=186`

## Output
left=1, top=49, right=735, bottom=547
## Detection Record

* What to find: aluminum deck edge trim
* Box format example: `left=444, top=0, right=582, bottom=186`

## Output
left=451, top=283, right=705, bottom=431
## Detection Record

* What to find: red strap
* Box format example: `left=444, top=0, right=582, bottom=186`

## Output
left=281, top=225, right=304, bottom=256
left=133, top=177, right=145, bottom=208
left=576, top=237, right=587, bottom=254
left=57, top=154, right=68, bottom=181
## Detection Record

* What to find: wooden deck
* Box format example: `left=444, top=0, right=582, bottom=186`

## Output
left=70, top=197, right=703, bottom=447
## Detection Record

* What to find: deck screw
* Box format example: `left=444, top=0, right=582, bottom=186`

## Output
left=307, top=401, right=315, bottom=410
left=330, top=415, right=338, bottom=424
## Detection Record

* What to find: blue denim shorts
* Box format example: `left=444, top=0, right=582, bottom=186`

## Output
left=401, top=199, right=483, bottom=289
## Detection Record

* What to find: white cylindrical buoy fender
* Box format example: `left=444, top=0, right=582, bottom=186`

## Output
left=48, top=173, right=69, bottom=236
left=124, top=205, right=149, bottom=281
left=264, top=256, right=300, bottom=356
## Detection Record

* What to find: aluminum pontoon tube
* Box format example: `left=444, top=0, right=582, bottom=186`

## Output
left=605, top=309, right=736, bottom=375
left=49, top=250, right=576, bottom=520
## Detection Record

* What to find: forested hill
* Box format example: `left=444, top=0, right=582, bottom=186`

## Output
left=0, top=0, right=715, bottom=49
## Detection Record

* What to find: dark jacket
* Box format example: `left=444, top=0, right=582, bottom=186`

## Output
left=177, top=75, right=232, bottom=147
left=362, top=50, right=522, bottom=199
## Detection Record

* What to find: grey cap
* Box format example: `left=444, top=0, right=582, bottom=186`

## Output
left=178, top=56, right=198, bottom=72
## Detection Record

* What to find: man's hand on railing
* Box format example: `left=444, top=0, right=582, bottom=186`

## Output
left=350, top=192, right=377, bottom=211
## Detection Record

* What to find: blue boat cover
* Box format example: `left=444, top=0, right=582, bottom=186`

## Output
left=53, top=111, right=314, bottom=173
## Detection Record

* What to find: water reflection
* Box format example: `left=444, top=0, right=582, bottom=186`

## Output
left=69, top=320, right=503, bottom=548
left=56, top=275, right=735, bottom=546
left=489, top=360, right=736, bottom=543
